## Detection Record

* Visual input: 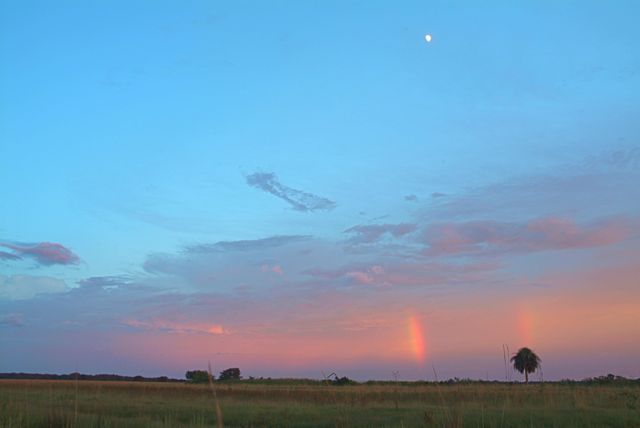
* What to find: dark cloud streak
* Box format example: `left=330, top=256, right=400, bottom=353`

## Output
left=0, top=251, right=21, bottom=261
left=246, top=172, right=336, bottom=212
left=184, top=235, right=311, bottom=254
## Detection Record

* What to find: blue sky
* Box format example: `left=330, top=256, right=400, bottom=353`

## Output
left=1, top=1, right=639, bottom=380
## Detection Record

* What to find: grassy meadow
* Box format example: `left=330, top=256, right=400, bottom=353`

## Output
left=1, top=379, right=639, bottom=427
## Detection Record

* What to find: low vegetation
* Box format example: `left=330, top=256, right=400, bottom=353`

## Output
left=1, top=376, right=638, bottom=427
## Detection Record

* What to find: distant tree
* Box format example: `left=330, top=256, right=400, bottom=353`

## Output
left=325, top=372, right=355, bottom=386
left=218, top=368, right=241, bottom=381
left=185, top=370, right=210, bottom=383
left=511, top=347, right=541, bottom=383
left=332, top=376, right=355, bottom=386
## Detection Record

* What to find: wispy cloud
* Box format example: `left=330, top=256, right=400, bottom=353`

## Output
left=0, top=275, right=68, bottom=300
left=246, top=172, right=336, bottom=212
left=0, top=313, right=23, bottom=327
left=78, top=276, right=133, bottom=290
left=0, top=242, right=80, bottom=266
left=142, top=234, right=327, bottom=289
left=305, top=261, right=498, bottom=287
left=423, top=216, right=631, bottom=256
left=344, top=223, right=418, bottom=245
left=430, top=146, right=640, bottom=221
left=261, top=264, right=283, bottom=275
left=585, top=146, right=640, bottom=171
left=122, top=319, right=226, bottom=335
left=404, top=194, right=418, bottom=202
left=184, top=235, right=311, bottom=253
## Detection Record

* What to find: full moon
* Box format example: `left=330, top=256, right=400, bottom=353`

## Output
left=425, top=34, right=432, bottom=43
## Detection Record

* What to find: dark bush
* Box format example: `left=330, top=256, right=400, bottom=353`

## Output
left=185, top=370, right=210, bottom=383
left=219, top=368, right=241, bottom=381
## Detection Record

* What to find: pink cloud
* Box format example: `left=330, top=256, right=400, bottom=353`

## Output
left=0, top=242, right=80, bottom=265
left=345, top=265, right=385, bottom=285
left=260, top=264, right=283, bottom=275
left=345, top=271, right=376, bottom=285
left=424, top=216, right=631, bottom=256
left=122, top=319, right=226, bottom=335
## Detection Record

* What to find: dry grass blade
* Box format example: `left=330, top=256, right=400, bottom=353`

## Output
left=432, top=365, right=452, bottom=428
left=207, top=362, right=223, bottom=428
left=74, top=371, right=79, bottom=427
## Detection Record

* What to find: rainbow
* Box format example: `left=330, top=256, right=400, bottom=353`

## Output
left=517, top=308, right=534, bottom=347
left=407, top=314, right=426, bottom=364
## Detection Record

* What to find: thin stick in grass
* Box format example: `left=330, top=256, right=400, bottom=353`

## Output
left=74, top=370, right=79, bottom=426
left=432, top=364, right=451, bottom=428
left=207, top=362, right=223, bottom=428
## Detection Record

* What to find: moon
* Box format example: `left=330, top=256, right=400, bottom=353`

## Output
left=425, top=34, right=432, bottom=43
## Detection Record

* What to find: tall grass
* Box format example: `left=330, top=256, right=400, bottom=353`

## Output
left=0, top=379, right=638, bottom=427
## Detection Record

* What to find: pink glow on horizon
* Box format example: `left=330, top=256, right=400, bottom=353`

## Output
left=112, top=324, right=410, bottom=371
left=99, top=261, right=640, bottom=379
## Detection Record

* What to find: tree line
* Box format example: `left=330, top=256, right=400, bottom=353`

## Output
left=186, top=367, right=242, bottom=383
left=5, top=348, right=638, bottom=385
left=0, top=372, right=181, bottom=382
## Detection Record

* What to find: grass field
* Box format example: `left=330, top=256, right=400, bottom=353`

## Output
left=1, top=379, right=639, bottom=427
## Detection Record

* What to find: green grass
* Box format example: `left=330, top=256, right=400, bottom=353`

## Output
left=1, top=379, right=638, bottom=427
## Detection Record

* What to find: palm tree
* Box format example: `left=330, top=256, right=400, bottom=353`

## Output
left=510, top=347, right=541, bottom=383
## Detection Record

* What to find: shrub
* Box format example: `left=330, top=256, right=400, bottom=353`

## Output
left=185, top=370, right=210, bottom=383
left=219, top=368, right=241, bottom=381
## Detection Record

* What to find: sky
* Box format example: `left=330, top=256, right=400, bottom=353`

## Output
left=1, top=0, right=639, bottom=381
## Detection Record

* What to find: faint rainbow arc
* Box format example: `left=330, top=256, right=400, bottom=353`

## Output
left=407, top=314, right=426, bottom=364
